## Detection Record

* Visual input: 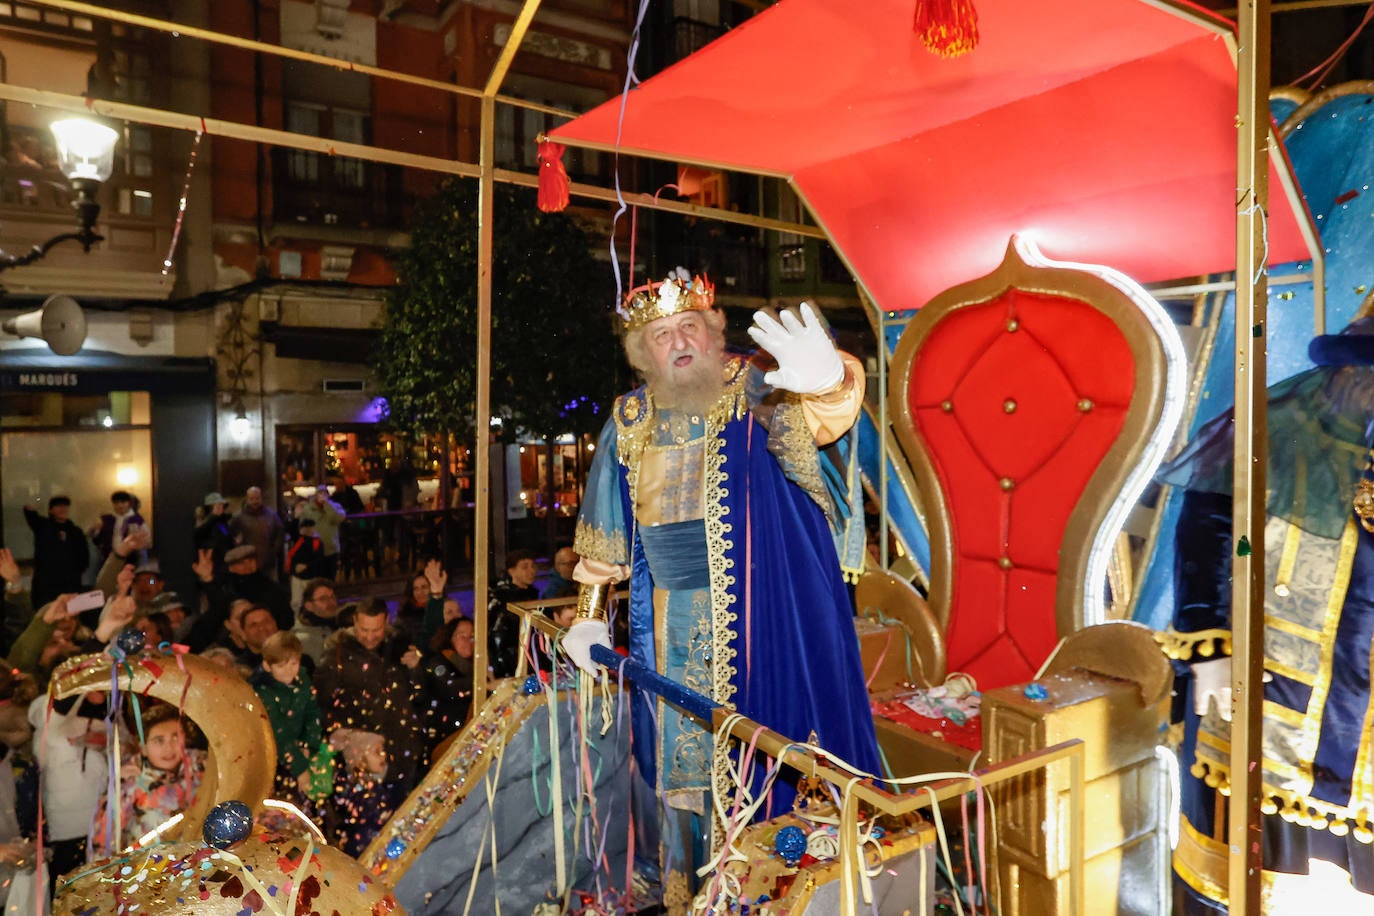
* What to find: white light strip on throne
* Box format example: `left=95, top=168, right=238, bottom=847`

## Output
left=1013, top=236, right=1188, bottom=626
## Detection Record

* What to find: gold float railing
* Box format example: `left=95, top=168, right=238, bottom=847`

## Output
left=502, top=599, right=1088, bottom=914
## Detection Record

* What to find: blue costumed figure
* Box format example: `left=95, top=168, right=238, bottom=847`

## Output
left=562, top=270, right=881, bottom=910
left=1159, top=315, right=1374, bottom=912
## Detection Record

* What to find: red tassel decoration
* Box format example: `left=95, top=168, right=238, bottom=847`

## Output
left=536, top=140, right=570, bottom=213
left=913, top=0, right=979, bottom=58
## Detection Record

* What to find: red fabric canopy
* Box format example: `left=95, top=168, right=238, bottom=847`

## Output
left=551, top=0, right=1314, bottom=312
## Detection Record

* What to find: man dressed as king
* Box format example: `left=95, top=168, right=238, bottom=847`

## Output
left=562, top=269, right=881, bottom=906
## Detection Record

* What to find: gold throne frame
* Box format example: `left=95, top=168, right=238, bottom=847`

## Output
left=886, top=237, right=1175, bottom=677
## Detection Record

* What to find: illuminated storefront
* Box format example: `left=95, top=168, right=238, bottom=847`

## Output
left=0, top=352, right=215, bottom=598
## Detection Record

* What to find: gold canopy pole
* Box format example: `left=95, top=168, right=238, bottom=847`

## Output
left=1230, top=0, right=1270, bottom=910
left=471, top=0, right=543, bottom=713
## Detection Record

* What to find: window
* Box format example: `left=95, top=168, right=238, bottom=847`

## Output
left=110, top=48, right=151, bottom=104
left=286, top=103, right=323, bottom=183
left=496, top=77, right=609, bottom=180
left=126, top=125, right=153, bottom=177
left=776, top=185, right=808, bottom=281
left=284, top=101, right=369, bottom=189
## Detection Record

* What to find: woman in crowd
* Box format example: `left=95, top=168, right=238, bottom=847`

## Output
left=419, top=616, right=476, bottom=762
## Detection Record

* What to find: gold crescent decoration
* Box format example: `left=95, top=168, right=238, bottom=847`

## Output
left=48, top=649, right=277, bottom=842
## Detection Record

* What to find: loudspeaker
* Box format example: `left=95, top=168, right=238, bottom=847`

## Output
left=1, top=294, right=86, bottom=356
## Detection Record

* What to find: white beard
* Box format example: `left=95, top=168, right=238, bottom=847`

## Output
left=645, top=348, right=726, bottom=415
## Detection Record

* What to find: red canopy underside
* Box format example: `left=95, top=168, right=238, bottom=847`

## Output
left=552, top=0, right=1312, bottom=312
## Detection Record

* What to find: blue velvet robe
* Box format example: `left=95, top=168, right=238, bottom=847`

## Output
left=574, top=356, right=881, bottom=816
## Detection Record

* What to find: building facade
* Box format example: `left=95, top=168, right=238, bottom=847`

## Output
left=0, top=0, right=632, bottom=591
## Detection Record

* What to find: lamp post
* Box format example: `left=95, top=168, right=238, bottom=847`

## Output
left=0, top=116, right=118, bottom=270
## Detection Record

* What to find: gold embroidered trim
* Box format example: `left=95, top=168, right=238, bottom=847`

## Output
left=1265, top=658, right=1317, bottom=687
left=574, top=517, right=630, bottom=567
left=1356, top=478, right=1374, bottom=534
left=766, top=399, right=832, bottom=522
left=1303, top=516, right=1359, bottom=787
left=1275, top=520, right=1302, bottom=594
left=1263, top=700, right=1309, bottom=728
left=1156, top=626, right=1231, bottom=661
left=1263, top=613, right=1324, bottom=642
left=1354, top=639, right=1374, bottom=822
left=616, top=391, right=655, bottom=499
left=1174, top=817, right=1228, bottom=906
left=1190, top=756, right=1374, bottom=842
left=704, top=359, right=745, bottom=860
left=663, top=869, right=692, bottom=913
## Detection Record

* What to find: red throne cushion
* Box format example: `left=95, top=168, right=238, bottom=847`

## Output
left=907, top=289, right=1134, bottom=689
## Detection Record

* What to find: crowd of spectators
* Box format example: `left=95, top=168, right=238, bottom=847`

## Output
left=0, top=485, right=580, bottom=910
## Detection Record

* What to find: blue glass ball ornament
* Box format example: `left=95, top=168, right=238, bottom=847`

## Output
left=1023, top=682, right=1049, bottom=701
left=522, top=674, right=542, bottom=695
left=202, top=800, right=253, bottom=849
left=774, top=825, right=808, bottom=866
left=114, top=627, right=146, bottom=656
left=385, top=838, right=407, bottom=859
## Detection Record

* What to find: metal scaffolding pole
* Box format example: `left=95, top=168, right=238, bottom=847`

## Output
left=1231, top=0, right=1271, bottom=911
left=470, top=0, right=543, bottom=713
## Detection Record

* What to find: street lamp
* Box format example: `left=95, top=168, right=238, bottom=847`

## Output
left=0, top=116, right=118, bottom=270
left=230, top=400, right=251, bottom=441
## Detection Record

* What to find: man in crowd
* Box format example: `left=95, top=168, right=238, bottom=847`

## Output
left=486, top=549, right=538, bottom=679
left=194, top=492, right=235, bottom=574
left=184, top=545, right=292, bottom=651
left=231, top=486, right=285, bottom=580
left=22, top=496, right=88, bottom=608
left=316, top=598, right=423, bottom=796
left=540, top=544, right=579, bottom=600
left=88, top=490, right=145, bottom=565
left=220, top=545, right=292, bottom=631
left=293, top=578, right=348, bottom=665
left=297, top=486, right=347, bottom=580
left=563, top=271, right=880, bottom=902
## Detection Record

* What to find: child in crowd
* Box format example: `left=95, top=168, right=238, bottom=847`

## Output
left=91, top=701, right=205, bottom=856
left=29, top=685, right=107, bottom=896
left=286, top=517, right=323, bottom=611
left=249, top=631, right=324, bottom=803
left=327, top=729, right=397, bottom=858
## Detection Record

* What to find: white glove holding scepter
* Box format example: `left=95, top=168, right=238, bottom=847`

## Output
left=746, top=302, right=844, bottom=394
left=563, top=619, right=612, bottom=676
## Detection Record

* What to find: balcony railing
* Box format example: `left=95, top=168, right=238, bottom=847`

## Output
left=271, top=149, right=408, bottom=230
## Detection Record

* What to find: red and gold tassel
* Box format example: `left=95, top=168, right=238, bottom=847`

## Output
left=536, top=140, right=570, bottom=213
left=913, top=0, right=979, bottom=58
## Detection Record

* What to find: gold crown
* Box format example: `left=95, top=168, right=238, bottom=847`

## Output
left=620, top=272, right=715, bottom=332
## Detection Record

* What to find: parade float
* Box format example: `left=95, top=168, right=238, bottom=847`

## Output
left=23, top=0, right=1370, bottom=912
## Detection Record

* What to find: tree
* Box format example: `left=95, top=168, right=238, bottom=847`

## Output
left=374, top=180, right=623, bottom=442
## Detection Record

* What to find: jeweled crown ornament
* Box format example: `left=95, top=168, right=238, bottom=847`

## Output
left=619, top=266, right=715, bottom=332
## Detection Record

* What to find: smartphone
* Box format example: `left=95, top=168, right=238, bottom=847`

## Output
left=67, top=590, right=106, bottom=614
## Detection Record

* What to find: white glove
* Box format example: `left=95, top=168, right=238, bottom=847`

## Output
left=747, top=302, right=845, bottom=394
left=1192, top=657, right=1232, bottom=721
left=562, top=619, right=612, bottom=676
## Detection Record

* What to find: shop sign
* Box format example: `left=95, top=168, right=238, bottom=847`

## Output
left=4, top=371, right=79, bottom=389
